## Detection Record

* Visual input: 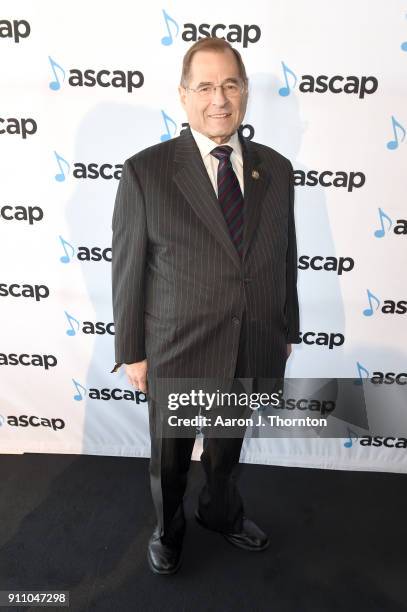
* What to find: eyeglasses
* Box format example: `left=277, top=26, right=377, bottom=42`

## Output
left=185, top=80, right=245, bottom=99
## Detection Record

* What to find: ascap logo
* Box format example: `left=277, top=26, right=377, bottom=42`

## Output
left=161, top=9, right=261, bottom=48
left=299, top=331, right=345, bottom=349
left=0, top=117, right=37, bottom=139
left=0, top=283, right=49, bottom=301
left=356, top=362, right=406, bottom=385
left=363, top=290, right=407, bottom=316
left=371, top=372, right=407, bottom=385
left=71, top=163, right=122, bottom=180
left=279, top=62, right=378, bottom=98
left=71, top=380, right=147, bottom=403
left=0, top=205, right=43, bottom=225
left=0, top=353, right=57, bottom=369
left=59, top=237, right=111, bottom=264
left=53, top=152, right=122, bottom=182
left=374, top=208, right=407, bottom=238
left=274, top=397, right=335, bottom=416
left=0, top=19, right=30, bottom=43
left=64, top=311, right=115, bottom=336
left=298, top=256, right=354, bottom=275
left=4, top=415, right=65, bottom=430
left=48, top=57, right=144, bottom=93
left=360, top=436, right=407, bottom=448
left=294, top=169, right=365, bottom=192
left=88, top=388, right=147, bottom=402
left=344, top=429, right=407, bottom=450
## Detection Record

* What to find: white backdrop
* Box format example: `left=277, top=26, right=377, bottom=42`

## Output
left=1, top=0, right=406, bottom=472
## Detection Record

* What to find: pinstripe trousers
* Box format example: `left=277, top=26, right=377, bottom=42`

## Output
left=148, top=311, right=253, bottom=543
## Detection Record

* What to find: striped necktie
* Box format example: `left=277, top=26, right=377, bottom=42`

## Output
left=210, top=145, right=244, bottom=256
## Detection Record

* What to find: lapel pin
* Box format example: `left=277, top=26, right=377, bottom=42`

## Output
left=251, top=170, right=260, bottom=180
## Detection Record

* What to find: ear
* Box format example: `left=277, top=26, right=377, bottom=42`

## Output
left=243, top=79, right=249, bottom=99
left=178, top=85, right=187, bottom=110
left=240, top=84, right=249, bottom=118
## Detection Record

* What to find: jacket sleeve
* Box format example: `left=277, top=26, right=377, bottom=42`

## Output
left=110, top=159, right=148, bottom=372
left=285, top=161, right=301, bottom=343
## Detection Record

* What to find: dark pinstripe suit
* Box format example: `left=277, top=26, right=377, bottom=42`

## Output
left=111, top=126, right=300, bottom=538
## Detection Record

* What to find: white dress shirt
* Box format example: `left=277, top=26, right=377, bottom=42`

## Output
left=190, top=127, right=244, bottom=196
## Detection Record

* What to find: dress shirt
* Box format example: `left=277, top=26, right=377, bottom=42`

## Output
left=190, top=127, right=244, bottom=196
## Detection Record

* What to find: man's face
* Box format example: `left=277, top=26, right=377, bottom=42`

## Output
left=179, top=49, right=248, bottom=145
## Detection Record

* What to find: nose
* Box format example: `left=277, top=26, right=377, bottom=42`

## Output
left=211, top=85, right=228, bottom=106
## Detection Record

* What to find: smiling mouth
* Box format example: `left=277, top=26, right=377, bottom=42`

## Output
left=208, top=113, right=232, bottom=119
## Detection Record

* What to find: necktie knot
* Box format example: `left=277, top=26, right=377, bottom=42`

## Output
left=210, top=145, right=233, bottom=161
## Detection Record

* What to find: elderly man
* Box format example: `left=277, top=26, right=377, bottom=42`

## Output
left=111, top=37, right=300, bottom=574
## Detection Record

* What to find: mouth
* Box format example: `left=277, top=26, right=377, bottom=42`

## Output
left=207, top=113, right=232, bottom=119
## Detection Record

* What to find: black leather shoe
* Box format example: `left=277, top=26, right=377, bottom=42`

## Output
left=195, top=510, right=269, bottom=551
left=147, top=526, right=183, bottom=575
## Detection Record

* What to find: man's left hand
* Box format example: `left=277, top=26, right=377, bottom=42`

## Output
left=287, top=344, right=292, bottom=358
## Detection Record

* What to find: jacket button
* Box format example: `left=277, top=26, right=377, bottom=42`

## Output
left=232, top=317, right=240, bottom=326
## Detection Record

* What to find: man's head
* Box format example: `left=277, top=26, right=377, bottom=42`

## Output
left=179, top=38, right=248, bottom=145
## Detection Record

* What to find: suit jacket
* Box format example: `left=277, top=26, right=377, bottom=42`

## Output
left=111, top=126, right=300, bottom=379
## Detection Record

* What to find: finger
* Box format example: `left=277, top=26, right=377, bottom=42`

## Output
left=138, top=378, right=148, bottom=394
left=130, top=377, right=147, bottom=394
left=128, top=376, right=139, bottom=389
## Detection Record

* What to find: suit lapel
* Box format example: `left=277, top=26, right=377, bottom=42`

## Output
left=173, top=127, right=270, bottom=269
left=239, top=132, right=271, bottom=260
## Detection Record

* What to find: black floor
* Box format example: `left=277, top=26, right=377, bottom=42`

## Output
left=0, top=454, right=406, bottom=612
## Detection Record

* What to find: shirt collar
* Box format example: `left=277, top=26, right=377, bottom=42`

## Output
left=190, top=127, right=243, bottom=163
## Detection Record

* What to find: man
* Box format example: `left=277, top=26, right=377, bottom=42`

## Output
left=111, top=37, right=300, bottom=575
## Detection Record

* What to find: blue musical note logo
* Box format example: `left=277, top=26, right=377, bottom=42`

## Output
left=48, top=56, right=65, bottom=91
left=386, top=115, right=406, bottom=150
left=161, top=9, right=179, bottom=46
left=72, top=379, right=86, bottom=401
left=54, top=151, right=70, bottom=182
left=356, top=360, right=369, bottom=380
left=354, top=361, right=370, bottom=386
left=160, top=110, right=177, bottom=141
left=59, top=235, right=75, bottom=263
left=344, top=426, right=359, bottom=448
left=65, top=311, right=80, bottom=336
left=363, top=289, right=380, bottom=317
left=374, top=207, right=393, bottom=238
left=278, top=61, right=297, bottom=97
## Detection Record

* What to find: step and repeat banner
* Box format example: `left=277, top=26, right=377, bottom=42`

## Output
left=1, top=1, right=406, bottom=471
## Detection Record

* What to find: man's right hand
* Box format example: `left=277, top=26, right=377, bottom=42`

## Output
left=125, top=359, right=148, bottom=394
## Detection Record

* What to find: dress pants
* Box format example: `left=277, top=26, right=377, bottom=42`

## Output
left=147, top=312, right=252, bottom=543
